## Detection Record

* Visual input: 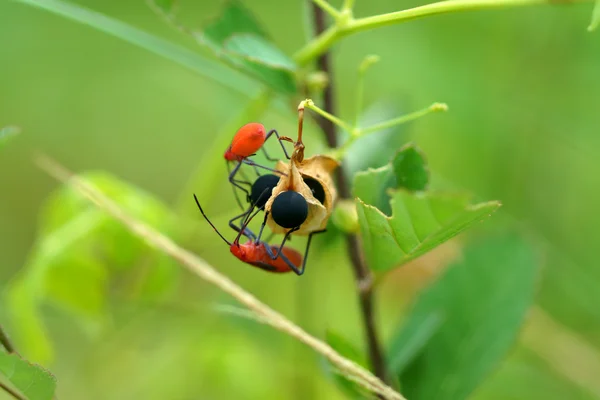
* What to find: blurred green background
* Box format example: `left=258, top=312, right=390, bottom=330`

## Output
left=1, top=0, right=599, bottom=399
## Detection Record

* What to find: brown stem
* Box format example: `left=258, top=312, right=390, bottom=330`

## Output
left=0, top=382, right=26, bottom=400
left=0, top=326, right=26, bottom=400
left=310, top=0, right=390, bottom=386
left=0, top=325, right=16, bottom=354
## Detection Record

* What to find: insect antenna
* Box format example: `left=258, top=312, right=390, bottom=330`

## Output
left=193, top=194, right=232, bottom=246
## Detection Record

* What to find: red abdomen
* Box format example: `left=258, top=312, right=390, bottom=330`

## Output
left=230, top=241, right=301, bottom=273
left=229, top=123, right=266, bottom=158
left=257, top=244, right=302, bottom=273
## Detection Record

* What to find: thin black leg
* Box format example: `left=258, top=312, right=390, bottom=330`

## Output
left=266, top=226, right=300, bottom=259
left=228, top=207, right=256, bottom=240
left=242, top=159, right=286, bottom=176
left=263, top=129, right=291, bottom=160
left=254, top=211, right=270, bottom=244
left=227, top=161, right=248, bottom=210
left=262, top=229, right=326, bottom=276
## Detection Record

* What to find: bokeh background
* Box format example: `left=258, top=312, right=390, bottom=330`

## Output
left=1, top=0, right=599, bottom=399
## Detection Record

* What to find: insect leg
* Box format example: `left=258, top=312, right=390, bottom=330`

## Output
left=242, top=159, right=287, bottom=177
left=265, top=226, right=300, bottom=259
left=227, top=161, right=250, bottom=210
left=264, top=129, right=291, bottom=160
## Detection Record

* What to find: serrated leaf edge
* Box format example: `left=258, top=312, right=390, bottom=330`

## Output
left=355, top=194, right=502, bottom=271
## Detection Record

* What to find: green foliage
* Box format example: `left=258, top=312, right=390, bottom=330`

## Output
left=6, top=172, right=178, bottom=362
left=392, top=143, right=429, bottom=191
left=0, top=351, right=56, bottom=400
left=0, top=126, right=20, bottom=150
left=150, top=0, right=176, bottom=16
left=195, top=0, right=297, bottom=94
left=353, top=143, right=430, bottom=214
left=354, top=147, right=500, bottom=273
left=589, top=0, right=600, bottom=31
left=14, top=0, right=258, bottom=97
left=324, top=331, right=370, bottom=399
left=391, top=235, right=538, bottom=400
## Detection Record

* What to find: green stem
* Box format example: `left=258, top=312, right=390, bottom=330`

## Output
left=294, top=25, right=341, bottom=65
left=359, top=102, right=447, bottom=135
left=354, top=55, right=380, bottom=128
left=312, top=0, right=341, bottom=18
left=343, top=0, right=356, bottom=11
left=304, top=101, right=353, bottom=133
left=295, top=0, right=551, bottom=65
left=328, top=102, right=448, bottom=160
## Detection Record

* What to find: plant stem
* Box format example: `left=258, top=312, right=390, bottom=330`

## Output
left=311, top=2, right=391, bottom=389
left=304, top=102, right=353, bottom=133
left=0, top=382, right=26, bottom=400
left=310, top=4, right=339, bottom=144
left=359, top=102, right=448, bottom=135
left=295, top=0, right=552, bottom=64
left=36, top=154, right=406, bottom=400
left=312, top=0, right=341, bottom=19
left=0, top=325, right=16, bottom=354
left=343, top=0, right=356, bottom=11
left=0, top=326, right=27, bottom=400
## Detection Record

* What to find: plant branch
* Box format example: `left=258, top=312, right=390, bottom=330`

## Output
left=0, top=325, right=17, bottom=354
left=310, top=3, right=391, bottom=389
left=34, top=155, right=405, bottom=400
left=359, top=102, right=448, bottom=135
left=312, top=0, right=341, bottom=19
left=295, top=0, right=559, bottom=64
left=0, top=326, right=26, bottom=400
left=310, top=2, right=339, bottom=146
left=0, top=382, right=25, bottom=400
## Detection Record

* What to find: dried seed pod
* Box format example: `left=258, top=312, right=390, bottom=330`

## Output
left=265, top=154, right=339, bottom=235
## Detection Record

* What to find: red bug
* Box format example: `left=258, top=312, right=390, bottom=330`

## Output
left=225, top=123, right=291, bottom=209
left=193, top=193, right=313, bottom=275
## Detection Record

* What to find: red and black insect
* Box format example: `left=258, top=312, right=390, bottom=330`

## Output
left=193, top=192, right=314, bottom=275
left=250, top=176, right=327, bottom=256
left=224, top=123, right=291, bottom=209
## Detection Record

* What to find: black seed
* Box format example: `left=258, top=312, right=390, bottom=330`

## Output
left=250, top=174, right=280, bottom=209
left=271, top=191, right=308, bottom=229
left=303, top=177, right=326, bottom=204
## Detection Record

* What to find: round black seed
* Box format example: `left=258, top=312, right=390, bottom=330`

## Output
left=250, top=174, right=280, bottom=209
left=303, top=177, right=326, bottom=204
left=271, top=191, right=308, bottom=229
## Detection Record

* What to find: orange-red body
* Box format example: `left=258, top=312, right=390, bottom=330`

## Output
left=224, top=123, right=266, bottom=161
left=230, top=241, right=302, bottom=273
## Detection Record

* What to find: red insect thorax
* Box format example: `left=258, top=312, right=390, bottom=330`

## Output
left=230, top=241, right=302, bottom=273
left=227, top=122, right=267, bottom=159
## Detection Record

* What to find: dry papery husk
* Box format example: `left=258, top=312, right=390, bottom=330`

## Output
left=265, top=154, right=339, bottom=235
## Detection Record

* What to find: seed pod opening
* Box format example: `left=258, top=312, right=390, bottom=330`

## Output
left=265, top=154, right=339, bottom=235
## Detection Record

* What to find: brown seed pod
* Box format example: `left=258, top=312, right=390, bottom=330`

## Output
left=264, top=154, right=339, bottom=235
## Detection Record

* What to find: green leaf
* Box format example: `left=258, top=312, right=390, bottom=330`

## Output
left=0, top=351, right=56, bottom=400
left=195, top=0, right=297, bottom=94
left=353, top=142, right=429, bottom=215
left=355, top=189, right=501, bottom=273
left=589, top=0, right=600, bottom=32
left=6, top=172, right=178, bottom=362
left=395, top=235, right=539, bottom=400
left=149, top=0, right=177, bottom=16
left=392, top=143, right=429, bottom=191
left=14, top=0, right=258, bottom=96
left=386, top=312, right=443, bottom=373
left=225, top=34, right=297, bottom=70
left=0, top=126, right=21, bottom=150
left=202, top=0, right=266, bottom=43
left=324, top=331, right=369, bottom=399
left=353, top=164, right=394, bottom=215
